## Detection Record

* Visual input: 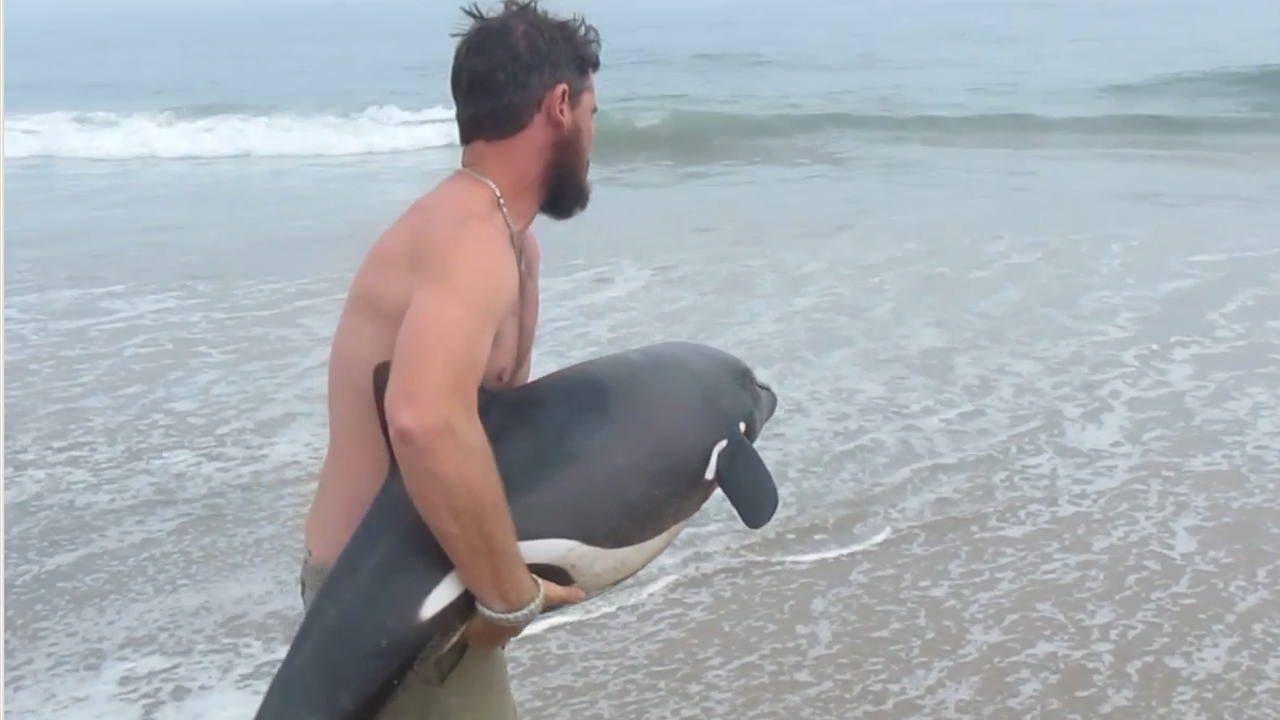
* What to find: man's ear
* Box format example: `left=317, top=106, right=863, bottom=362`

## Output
left=544, top=82, right=573, bottom=130
left=711, top=430, right=779, bottom=530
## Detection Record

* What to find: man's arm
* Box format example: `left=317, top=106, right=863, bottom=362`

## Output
left=381, top=219, right=537, bottom=613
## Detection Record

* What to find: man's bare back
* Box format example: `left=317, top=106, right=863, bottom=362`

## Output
left=303, top=175, right=541, bottom=568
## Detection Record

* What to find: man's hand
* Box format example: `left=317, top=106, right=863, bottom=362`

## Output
left=462, top=576, right=587, bottom=650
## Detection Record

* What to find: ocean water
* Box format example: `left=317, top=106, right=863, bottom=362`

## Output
left=5, top=0, right=1280, bottom=718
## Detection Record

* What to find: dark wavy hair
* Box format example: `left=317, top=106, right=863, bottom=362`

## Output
left=450, top=0, right=602, bottom=145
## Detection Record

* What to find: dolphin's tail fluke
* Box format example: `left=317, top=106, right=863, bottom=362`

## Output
left=253, top=470, right=470, bottom=720
left=253, top=362, right=471, bottom=720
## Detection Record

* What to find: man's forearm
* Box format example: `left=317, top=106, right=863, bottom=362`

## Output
left=390, top=414, right=537, bottom=612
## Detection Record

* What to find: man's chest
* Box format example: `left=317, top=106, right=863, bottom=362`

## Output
left=487, top=264, right=540, bottom=386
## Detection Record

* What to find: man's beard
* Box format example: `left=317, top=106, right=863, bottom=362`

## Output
left=539, top=127, right=591, bottom=221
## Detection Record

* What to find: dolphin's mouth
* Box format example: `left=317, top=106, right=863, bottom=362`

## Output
left=757, top=380, right=778, bottom=427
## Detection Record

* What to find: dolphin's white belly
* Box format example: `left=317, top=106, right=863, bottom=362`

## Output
left=418, top=519, right=692, bottom=622
left=519, top=518, right=693, bottom=597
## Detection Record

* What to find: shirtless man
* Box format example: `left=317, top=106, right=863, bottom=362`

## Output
left=298, top=2, right=602, bottom=717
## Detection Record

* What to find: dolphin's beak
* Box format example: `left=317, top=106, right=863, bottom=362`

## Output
left=757, top=380, right=778, bottom=425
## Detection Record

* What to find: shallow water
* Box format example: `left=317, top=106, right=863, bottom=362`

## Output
left=5, top=0, right=1280, bottom=718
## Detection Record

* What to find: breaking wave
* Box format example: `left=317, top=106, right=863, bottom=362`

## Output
left=1101, top=63, right=1280, bottom=112
left=7, top=66, right=1279, bottom=162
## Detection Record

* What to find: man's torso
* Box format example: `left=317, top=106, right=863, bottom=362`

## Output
left=302, top=180, right=540, bottom=566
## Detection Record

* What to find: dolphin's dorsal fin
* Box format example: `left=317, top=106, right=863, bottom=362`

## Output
left=371, top=360, right=397, bottom=471
left=371, top=361, right=502, bottom=462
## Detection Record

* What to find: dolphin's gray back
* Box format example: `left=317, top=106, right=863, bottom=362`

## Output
left=479, top=342, right=748, bottom=548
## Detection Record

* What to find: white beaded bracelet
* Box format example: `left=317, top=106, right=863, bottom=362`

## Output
left=474, top=574, right=545, bottom=628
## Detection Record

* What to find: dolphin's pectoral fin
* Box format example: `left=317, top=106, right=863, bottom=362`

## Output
left=714, top=432, right=779, bottom=530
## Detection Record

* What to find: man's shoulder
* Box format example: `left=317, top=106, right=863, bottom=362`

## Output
left=393, top=186, right=517, bottom=266
left=377, top=185, right=520, bottom=300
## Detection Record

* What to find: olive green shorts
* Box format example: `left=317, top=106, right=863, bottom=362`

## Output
left=299, top=553, right=517, bottom=720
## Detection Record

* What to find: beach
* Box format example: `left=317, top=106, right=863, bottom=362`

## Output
left=5, top=0, right=1280, bottom=718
